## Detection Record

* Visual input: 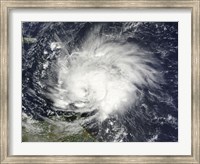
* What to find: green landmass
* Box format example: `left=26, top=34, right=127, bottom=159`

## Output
left=22, top=120, right=96, bottom=142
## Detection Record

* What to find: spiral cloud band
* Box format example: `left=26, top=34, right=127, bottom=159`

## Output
left=49, top=28, right=163, bottom=121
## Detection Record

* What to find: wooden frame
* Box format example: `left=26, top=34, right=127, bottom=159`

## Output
left=1, top=0, right=199, bottom=163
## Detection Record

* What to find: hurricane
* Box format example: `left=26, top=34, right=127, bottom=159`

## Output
left=22, top=22, right=178, bottom=142
left=48, top=26, right=163, bottom=121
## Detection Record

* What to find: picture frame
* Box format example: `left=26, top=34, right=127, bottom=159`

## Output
left=0, top=0, right=199, bottom=163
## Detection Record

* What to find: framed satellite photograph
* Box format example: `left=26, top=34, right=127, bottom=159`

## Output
left=0, top=0, right=199, bottom=163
